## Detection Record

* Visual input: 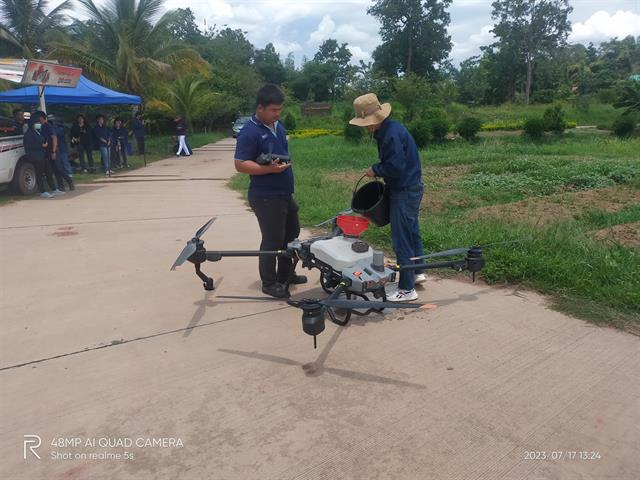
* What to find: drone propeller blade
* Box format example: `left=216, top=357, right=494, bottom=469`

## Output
left=195, top=217, right=216, bottom=239
left=170, top=241, right=197, bottom=270
left=320, top=299, right=426, bottom=310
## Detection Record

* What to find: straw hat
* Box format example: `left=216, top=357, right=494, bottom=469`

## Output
left=349, top=93, right=392, bottom=127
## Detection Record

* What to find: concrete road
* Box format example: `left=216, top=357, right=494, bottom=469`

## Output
left=1, top=139, right=638, bottom=480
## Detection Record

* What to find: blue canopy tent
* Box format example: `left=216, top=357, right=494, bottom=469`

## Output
left=0, top=75, right=141, bottom=105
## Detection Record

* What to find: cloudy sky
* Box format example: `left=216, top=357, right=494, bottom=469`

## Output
left=90, top=0, right=640, bottom=66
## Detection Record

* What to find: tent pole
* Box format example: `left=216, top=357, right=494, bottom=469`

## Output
left=37, top=85, right=46, bottom=113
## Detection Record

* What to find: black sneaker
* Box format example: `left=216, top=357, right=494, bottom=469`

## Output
left=262, top=282, right=290, bottom=298
left=288, top=274, right=308, bottom=285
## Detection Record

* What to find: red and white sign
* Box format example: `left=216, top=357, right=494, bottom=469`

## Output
left=21, top=60, right=82, bottom=88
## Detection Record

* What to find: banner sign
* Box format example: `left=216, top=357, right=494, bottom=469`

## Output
left=22, top=60, right=82, bottom=88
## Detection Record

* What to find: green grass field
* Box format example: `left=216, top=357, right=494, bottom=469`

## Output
left=231, top=130, right=640, bottom=331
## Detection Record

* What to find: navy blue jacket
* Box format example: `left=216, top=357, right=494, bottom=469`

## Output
left=23, top=128, right=47, bottom=162
left=372, top=119, right=422, bottom=189
left=234, top=115, right=293, bottom=199
left=94, top=124, right=111, bottom=148
left=132, top=118, right=144, bottom=138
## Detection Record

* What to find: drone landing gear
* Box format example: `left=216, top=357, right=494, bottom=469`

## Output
left=195, top=263, right=214, bottom=291
left=326, top=287, right=387, bottom=326
left=320, top=271, right=341, bottom=294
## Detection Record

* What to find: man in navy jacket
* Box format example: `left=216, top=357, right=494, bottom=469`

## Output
left=350, top=93, right=426, bottom=302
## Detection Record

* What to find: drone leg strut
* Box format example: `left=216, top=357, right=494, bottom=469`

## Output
left=195, top=263, right=214, bottom=291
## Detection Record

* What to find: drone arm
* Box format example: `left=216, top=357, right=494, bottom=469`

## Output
left=394, top=260, right=467, bottom=271
left=205, top=250, right=291, bottom=262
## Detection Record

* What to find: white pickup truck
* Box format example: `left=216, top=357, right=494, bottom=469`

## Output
left=0, top=134, right=37, bottom=195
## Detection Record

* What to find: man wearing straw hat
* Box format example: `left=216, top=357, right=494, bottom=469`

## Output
left=350, top=93, right=426, bottom=302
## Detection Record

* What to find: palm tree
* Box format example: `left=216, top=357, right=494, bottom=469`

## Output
left=0, top=0, right=72, bottom=58
left=52, top=0, right=201, bottom=93
left=166, top=76, right=205, bottom=128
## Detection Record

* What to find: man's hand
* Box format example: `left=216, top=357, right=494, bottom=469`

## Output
left=365, top=166, right=376, bottom=178
left=267, top=159, right=290, bottom=173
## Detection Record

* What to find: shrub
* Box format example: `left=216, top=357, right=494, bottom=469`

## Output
left=542, top=103, right=566, bottom=134
left=456, top=117, right=482, bottom=141
left=428, top=117, right=449, bottom=142
left=344, top=123, right=364, bottom=143
left=533, top=89, right=556, bottom=104
left=523, top=117, right=546, bottom=140
left=283, top=112, right=297, bottom=132
left=409, top=119, right=431, bottom=148
left=612, top=115, right=636, bottom=138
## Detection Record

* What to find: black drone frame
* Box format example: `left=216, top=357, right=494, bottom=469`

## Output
left=170, top=218, right=527, bottom=348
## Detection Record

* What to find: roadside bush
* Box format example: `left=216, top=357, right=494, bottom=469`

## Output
left=612, top=115, right=636, bottom=138
left=344, top=123, right=364, bottom=143
left=523, top=117, right=545, bottom=140
left=283, top=112, right=297, bottom=132
left=456, top=117, right=482, bottom=141
left=428, top=117, right=450, bottom=142
left=409, top=119, right=431, bottom=148
left=542, top=103, right=567, bottom=134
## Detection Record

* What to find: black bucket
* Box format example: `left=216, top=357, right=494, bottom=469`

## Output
left=351, top=175, right=390, bottom=227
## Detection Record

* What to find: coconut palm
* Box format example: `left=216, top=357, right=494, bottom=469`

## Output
left=0, top=0, right=72, bottom=58
left=52, top=0, right=201, bottom=93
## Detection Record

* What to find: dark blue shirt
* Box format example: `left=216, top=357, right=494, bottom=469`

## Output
left=132, top=118, right=144, bottom=138
left=40, top=122, right=55, bottom=153
left=53, top=124, right=69, bottom=154
left=234, top=115, right=293, bottom=199
left=94, top=124, right=111, bottom=147
left=112, top=127, right=128, bottom=146
left=372, top=119, right=422, bottom=189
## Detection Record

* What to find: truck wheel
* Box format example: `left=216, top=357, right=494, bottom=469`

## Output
left=11, top=159, right=38, bottom=195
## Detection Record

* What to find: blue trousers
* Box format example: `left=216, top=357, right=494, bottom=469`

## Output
left=389, top=186, right=425, bottom=290
left=99, top=146, right=111, bottom=173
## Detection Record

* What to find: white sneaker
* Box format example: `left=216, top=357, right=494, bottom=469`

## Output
left=386, top=288, right=418, bottom=302
left=40, top=192, right=53, bottom=198
left=52, top=189, right=65, bottom=195
left=415, top=273, right=427, bottom=284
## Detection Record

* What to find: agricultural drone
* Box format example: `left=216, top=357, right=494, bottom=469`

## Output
left=171, top=214, right=489, bottom=348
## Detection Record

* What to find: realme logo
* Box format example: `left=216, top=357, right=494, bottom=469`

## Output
left=23, top=435, right=41, bottom=460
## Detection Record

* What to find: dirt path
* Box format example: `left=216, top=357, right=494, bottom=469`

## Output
left=1, top=139, right=638, bottom=480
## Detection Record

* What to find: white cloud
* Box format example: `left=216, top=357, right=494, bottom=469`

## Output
left=309, top=15, right=336, bottom=44
left=272, top=41, right=303, bottom=56
left=569, top=10, right=640, bottom=43
left=348, top=45, right=372, bottom=63
left=450, top=24, right=495, bottom=62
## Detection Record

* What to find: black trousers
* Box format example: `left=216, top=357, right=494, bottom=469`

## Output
left=77, top=144, right=94, bottom=170
left=33, top=158, right=56, bottom=193
left=248, top=196, right=300, bottom=286
left=135, top=136, right=145, bottom=155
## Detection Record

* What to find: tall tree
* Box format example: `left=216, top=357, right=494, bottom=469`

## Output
left=52, top=0, right=201, bottom=93
left=0, top=0, right=72, bottom=58
left=166, top=7, right=202, bottom=44
left=201, top=27, right=254, bottom=66
left=368, top=0, right=452, bottom=77
left=254, top=43, right=286, bottom=84
left=491, top=0, right=572, bottom=104
left=313, top=39, right=354, bottom=97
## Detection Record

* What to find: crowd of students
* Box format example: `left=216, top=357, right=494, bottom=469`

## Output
left=15, top=108, right=146, bottom=197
